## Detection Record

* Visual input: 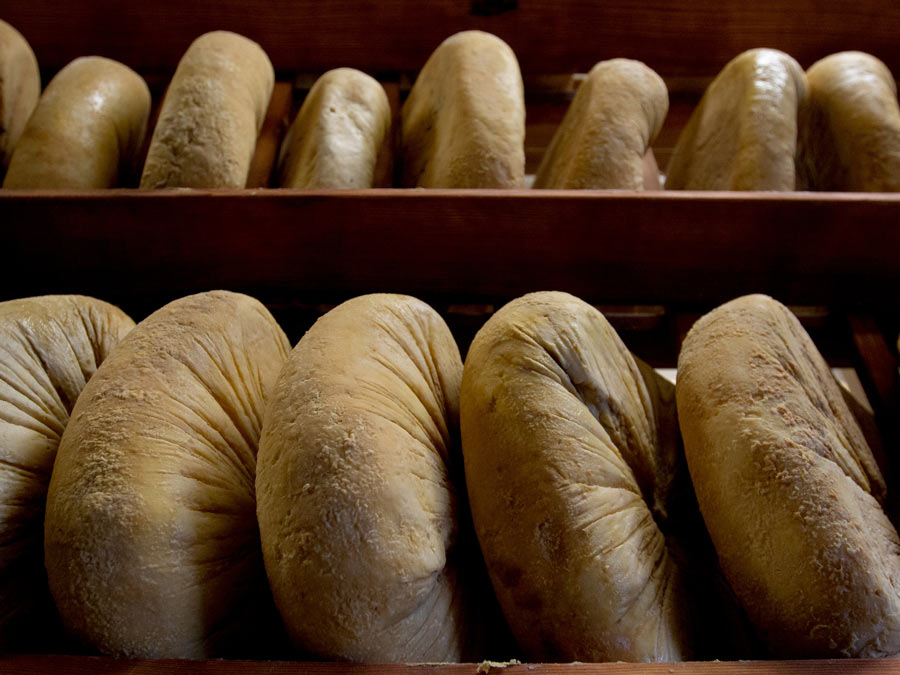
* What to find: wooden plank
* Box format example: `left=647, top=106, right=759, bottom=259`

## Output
left=5, top=1, right=900, bottom=76
left=3, top=656, right=900, bottom=675
left=2, top=190, right=899, bottom=310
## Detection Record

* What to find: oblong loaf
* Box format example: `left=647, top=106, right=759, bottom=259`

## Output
left=798, top=51, right=900, bottom=191
left=534, top=59, right=668, bottom=189
left=0, top=295, right=133, bottom=645
left=278, top=68, right=392, bottom=188
left=45, top=291, right=290, bottom=658
left=3, top=56, right=150, bottom=189
left=257, top=294, right=476, bottom=662
left=140, top=31, right=274, bottom=188
left=0, top=19, right=40, bottom=170
left=401, top=30, right=525, bottom=188
left=665, top=48, right=807, bottom=190
left=676, top=294, right=900, bottom=657
left=461, top=291, right=692, bottom=662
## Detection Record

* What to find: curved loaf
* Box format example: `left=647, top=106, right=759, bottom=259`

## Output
left=461, top=291, right=692, bottom=662
left=665, top=49, right=807, bottom=190
left=278, top=68, right=392, bottom=188
left=676, top=294, right=900, bottom=657
left=798, top=51, right=900, bottom=191
left=140, top=31, right=274, bottom=188
left=401, top=30, right=525, bottom=188
left=257, top=294, right=476, bottom=662
left=534, top=59, right=668, bottom=189
left=3, top=56, right=150, bottom=189
left=45, top=291, right=290, bottom=658
left=0, top=296, right=133, bottom=644
left=0, top=19, right=40, bottom=170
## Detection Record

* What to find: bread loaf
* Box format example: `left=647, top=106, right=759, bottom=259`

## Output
left=461, top=291, right=694, bottom=662
left=45, top=291, right=290, bottom=658
left=401, top=30, right=525, bottom=188
left=257, top=294, right=485, bottom=662
left=676, top=294, right=900, bottom=657
left=0, top=295, right=133, bottom=646
left=140, top=31, right=274, bottom=188
left=278, top=68, right=392, bottom=188
left=665, top=49, right=807, bottom=190
left=3, top=56, right=150, bottom=189
left=798, top=51, right=900, bottom=191
left=534, top=59, right=668, bottom=190
left=0, top=19, right=40, bottom=171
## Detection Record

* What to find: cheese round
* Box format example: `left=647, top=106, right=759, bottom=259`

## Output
left=44, top=291, right=290, bottom=658
left=3, top=56, right=150, bottom=189
left=0, top=19, right=40, bottom=171
left=401, top=30, right=525, bottom=188
left=278, top=68, right=392, bottom=188
left=461, top=291, right=693, bottom=662
left=257, top=294, right=481, bottom=662
left=676, top=294, right=900, bottom=657
left=0, top=295, right=133, bottom=646
left=140, top=31, right=274, bottom=188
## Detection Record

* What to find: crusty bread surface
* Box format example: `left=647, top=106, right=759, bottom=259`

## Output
left=676, top=294, right=900, bottom=658
left=3, top=56, right=150, bottom=189
left=534, top=59, right=668, bottom=189
left=401, top=30, right=525, bottom=188
left=278, top=68, right=392, bottom=188
left=44, top=291, right=289, bottom=658
left=140, top=31, right=274, bottom=188
left=257, top=293, right=484, bottom=662
left=665, top=49, right=807, bottom=190
left=0, top=19, right=40, bottom=171
left=460, top=291, right=693, bottom=662
left=798, top=51, right=900, bottom=191
left=0, top=295, right=133, bottom=645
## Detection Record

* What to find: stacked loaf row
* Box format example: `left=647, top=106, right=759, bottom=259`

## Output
left=1, top=289, right=896, bottom=661
left=3, top=19, right=900, bottom=191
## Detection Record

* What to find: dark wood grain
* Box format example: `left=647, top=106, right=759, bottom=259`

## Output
left=5, top=1, right=900, bottom=76
left=2, top=190, right=898, bottom=311
left=4, top=656, right=900, bottom=675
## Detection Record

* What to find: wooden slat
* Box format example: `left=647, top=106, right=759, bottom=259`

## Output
left=4, top=656, right=900, bottom=675
left=2, top=190, right=899, bottom=311
left=5, top=1, right=900, bottom=76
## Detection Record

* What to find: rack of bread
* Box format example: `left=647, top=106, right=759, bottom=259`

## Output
left=2, top=1, right=900, bottom=673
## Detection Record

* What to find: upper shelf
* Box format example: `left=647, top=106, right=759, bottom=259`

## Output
left=4, top=1, right=900, bottom=77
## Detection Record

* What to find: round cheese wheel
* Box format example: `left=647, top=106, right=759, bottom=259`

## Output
left=461, top=291, right=693, bottom=662
left=677, top=294, right=900, bottom=657
left=0, top=295, right=133, bottom=646
left=257, top=294, right=484, bottom=661
left=44, top=291, right=290, bottom=658
left=3, top=56, right=150, bottom=189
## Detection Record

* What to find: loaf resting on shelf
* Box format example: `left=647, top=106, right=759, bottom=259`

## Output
left=0, top=18, right=39, bottom=172
left=0, top=295, right=133, bottom=647
left=44, top=291, right=290, bottom=658
left=3, top=55, right=150, bottom=189
left=140, top=31, right=274, bottom=189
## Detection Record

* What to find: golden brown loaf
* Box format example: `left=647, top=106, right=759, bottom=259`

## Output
left=676, top=294, right=900, bottom=658
left=798, top=51, right=900, bottom=191
left=665, top=49, right=807, bottom=190
left=44, top=291, right=290, bottom=658
left=461, top=291, right=693, bottom=662
left=257, top=294, right=480, bottom=662
left=0, top=295, right=133, bottom=646
left=140, top=31, right=274, bottom=188
left=3, top=56, right=150, bottom=189
left=401, top=30, right=525, bottom=188
left=278, top=68, right=392, bottom=188
left=534, top=59, right=668, bottom=189
left=0, top=19, right=40, bottom=171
